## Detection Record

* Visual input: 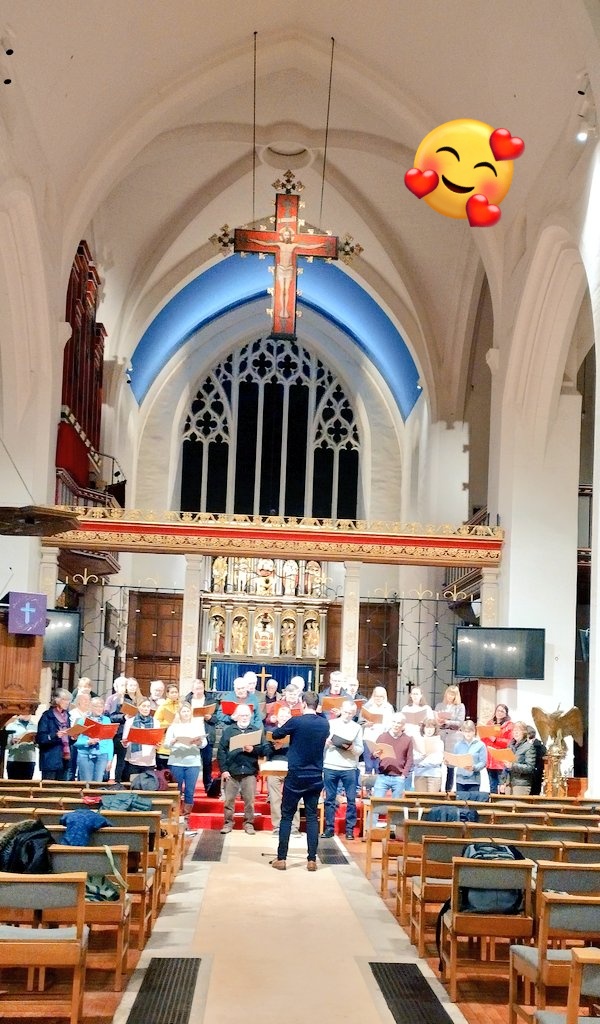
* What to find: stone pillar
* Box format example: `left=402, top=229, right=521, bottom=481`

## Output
left=38, top=547, right=59, bottom=704
left=587, top=365, right=600, bottom=797
left=340, top=561, right=361, bottom=679
left=489, top=390, right=581, bottom=724
left=179, top=556, right=202, bottom=688
left=477, top=567, right=500, bottom=721
left=39, top=546, right=59, bottom=606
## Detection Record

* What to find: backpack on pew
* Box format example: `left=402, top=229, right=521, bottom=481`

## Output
left=130, top=768, right=172, bottom=791
left=458, top=842, right=526, bottom=913
left=422, top=805, right=479, bottom=823
left=100, top=791, right=153, bottom=812
left=0, top=818, right=54, bottom=874
left=85, top=845, right=129, bottom=903
left=434, top=841, right=525, bottom=969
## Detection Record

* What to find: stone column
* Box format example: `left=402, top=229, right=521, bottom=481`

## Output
left=38, top=547, right=59, bottom=703
left=477, top=567, right=500, bottom=722
left=179, top=555, right=202, bottom=688
left=39, top=546, right=59, bottom=606
left=587, top=367, right=600, bottom=796
left=340, top=562, right=361, bottom=679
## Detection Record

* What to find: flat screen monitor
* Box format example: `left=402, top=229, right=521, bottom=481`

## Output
left=42, top=609, right=81, bottom=664
left=454, top=626, right=545, bottom=680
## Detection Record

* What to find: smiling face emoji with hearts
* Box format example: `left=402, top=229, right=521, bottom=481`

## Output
left=405, top=119, right=524, bottom=226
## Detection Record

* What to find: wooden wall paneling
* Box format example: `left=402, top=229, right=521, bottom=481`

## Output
left=126, top=593, right=183, bottom=686
left=0, top=618, right=43, bottom=724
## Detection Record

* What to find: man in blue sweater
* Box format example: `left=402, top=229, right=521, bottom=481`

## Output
left=270, top=692, right=329, bottom=872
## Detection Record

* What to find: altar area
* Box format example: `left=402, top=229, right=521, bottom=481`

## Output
left=201, top=555, right=328, bottom=678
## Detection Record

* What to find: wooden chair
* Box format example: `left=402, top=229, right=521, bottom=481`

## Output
left=525, top=824, right=590, bottom=844
left=533, top=947, right=600, bottom=1024
left=440, top=856, right=535, bottom=1001
left=46, top=823, right=155, bottom=950
left=0, top=807, right=45, bottom=826
left=535, top=860, right=600, bottom=900
left=45, top=845, right=131, bottom=991
left=100, top=810, right=165, bottom=908
left=0, top=871, right=88, bottom=1024
left=503, top=840, right=563, bottom=863
left=561, top=841, right=600, bottom=864
left=408, top=836, right=468, bottom=956
left=36, top=806, right=166, bottom=918
left=363, top=800, right=408, bottom=879
left=463, top=821, right=527, bottom=842
left=546, top=813, right=600, bottom=828
left=491, top=811, right=550, bottom=827
left=409, top=838, right=563, bottom=960
left=508, top=892, right=600, bottom=1024
left=393, top=819, right=464, bottom=919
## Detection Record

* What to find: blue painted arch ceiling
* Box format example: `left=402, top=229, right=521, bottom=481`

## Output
left=130, top=253, right=421, bottom=419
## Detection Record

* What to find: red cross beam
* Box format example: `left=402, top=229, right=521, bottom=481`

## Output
left=234, top=192, right=339, bottom=340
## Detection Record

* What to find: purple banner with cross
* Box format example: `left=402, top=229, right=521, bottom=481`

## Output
left=8, top=591, right=47, bottom=636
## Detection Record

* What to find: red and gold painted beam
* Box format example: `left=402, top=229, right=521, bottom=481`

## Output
left=43, top=508, right=503, bottom=568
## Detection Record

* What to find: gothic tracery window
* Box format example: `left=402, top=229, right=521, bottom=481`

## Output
left=180, top=337, right=360, bottom=519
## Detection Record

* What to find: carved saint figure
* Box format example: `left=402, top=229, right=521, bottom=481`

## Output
left=212, top=556, right=228, bottom=593
left=231, top=616, right=248, bottom=655
left=302, top=618, right=320, bottom=657
left=280, top=618, right=296, bottom=656
left=282, top=559, right=299, bottom=596
left=256, top=558, right=275, bottom=595
left=210, top=614, right=225, bottom=653
left=234, top=557, right=250, bottom=594
left=304, top=560, right=322, bottom=596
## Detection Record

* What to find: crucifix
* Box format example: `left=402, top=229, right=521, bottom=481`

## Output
left=256, top=666, right=272, bottom=692
left=234, top=191, right=339, bottom=340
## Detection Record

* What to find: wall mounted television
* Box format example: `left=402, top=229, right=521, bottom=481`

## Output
left=454, top=626, right=546, bottom=680
left=42, top=609, right=81, bottom=664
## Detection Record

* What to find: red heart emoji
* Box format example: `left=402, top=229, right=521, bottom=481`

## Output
left=405, top=167, right=439, bottom=198
left=489, top=128, right=525, bottom=161
left=466, top=194, right=501, bottom=227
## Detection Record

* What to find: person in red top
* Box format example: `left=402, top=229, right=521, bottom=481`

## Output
left=484, top=703, right=513, bottom=793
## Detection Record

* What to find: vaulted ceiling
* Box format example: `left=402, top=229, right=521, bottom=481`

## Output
left=2, top=0, right=599, bottom=425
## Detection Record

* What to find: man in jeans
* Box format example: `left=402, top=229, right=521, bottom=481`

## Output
left=270, top=691, right=330, bottom=871
left=371, top=714, right=414, bottom=826
left=321, top=700, right=363, bottom=840
left=217, top=704, right=268, bottom=835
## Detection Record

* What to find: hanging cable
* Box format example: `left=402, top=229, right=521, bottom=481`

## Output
left=252, top=30, right=257, bottom=225
left=319, top=36, right=335, bottom=226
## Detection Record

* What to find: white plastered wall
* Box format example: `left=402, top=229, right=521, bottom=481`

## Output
left=488, top=224, right=589, bottom=752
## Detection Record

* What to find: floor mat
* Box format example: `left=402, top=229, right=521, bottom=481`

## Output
left=369, top=962, right=455, bottom=1024
left=317, top=839, right=350, bottom=865
left=191, top=829, right=225, bottom=862
left=126, top=957, right=201, bottom=1024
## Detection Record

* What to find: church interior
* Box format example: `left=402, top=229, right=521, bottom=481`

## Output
left=1, top=2, right=600, bottom=1022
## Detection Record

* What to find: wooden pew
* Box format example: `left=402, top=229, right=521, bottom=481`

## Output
left=392, top=819, right=464, bottom=917
left=440, top=857, right=536, bottom=1001
left=408, top=836, right=467, bottom=956
left=508, top=892, right=600, bottom=1023
left=0, top=870, right=88, bottom=1024
left=41, top=822, right=155, bottom=951
left=409, top=838, right=562, bottom=959
left=45, top=844, right=131, bottom=991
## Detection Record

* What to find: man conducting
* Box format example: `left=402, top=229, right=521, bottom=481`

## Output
left=270, top=692, right=329, bottom=872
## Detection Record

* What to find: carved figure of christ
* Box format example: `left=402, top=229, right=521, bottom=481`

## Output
left=234, top=192, right=339, bottom=339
